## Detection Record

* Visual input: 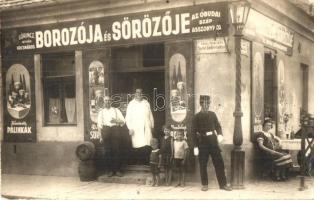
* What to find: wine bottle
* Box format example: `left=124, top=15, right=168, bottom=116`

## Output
left=91, top=88, right=96, bottom=112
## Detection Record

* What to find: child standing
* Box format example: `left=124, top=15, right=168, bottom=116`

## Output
left=160, top=125, right=173, bottom=186
left=149, top=138, right=162, bottom=186
left=173, top=129, right=189, bottom=187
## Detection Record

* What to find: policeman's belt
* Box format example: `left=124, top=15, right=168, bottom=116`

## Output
left=198, top=131, right=215, bottom=136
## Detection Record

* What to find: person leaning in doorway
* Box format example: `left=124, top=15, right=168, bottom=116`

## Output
left=192, top=95, right=232, bottom=191
left=98, top=96, right=125, bottom=177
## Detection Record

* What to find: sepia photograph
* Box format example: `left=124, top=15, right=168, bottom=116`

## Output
left=0, top=0, right=314, bottom=199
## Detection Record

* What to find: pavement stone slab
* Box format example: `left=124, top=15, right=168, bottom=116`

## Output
left=1, top=174, right=314, bottom=200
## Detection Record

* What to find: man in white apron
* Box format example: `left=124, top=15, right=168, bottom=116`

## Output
left=126, top=88, right=154, bottom=164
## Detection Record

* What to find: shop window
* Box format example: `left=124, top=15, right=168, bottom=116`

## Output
left=42, top=52, right=76, bottom=125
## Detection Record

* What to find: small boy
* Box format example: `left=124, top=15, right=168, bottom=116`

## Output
left=173, top=129, right=189, bottom=187
left=160, top=125, right=173, bottom=186
left=149, top=138, right=162, bottom=186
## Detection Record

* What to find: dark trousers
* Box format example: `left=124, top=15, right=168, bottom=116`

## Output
left=199, top=146, right=227, bottom=188
left=131, top=146, right=152, bottom=165
left=102, top=126, right=123, bottom=172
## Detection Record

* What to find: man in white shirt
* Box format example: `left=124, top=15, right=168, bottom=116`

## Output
left=98, top=96, right=125, bottom=177
left=126, top=88, right=154, bottom=164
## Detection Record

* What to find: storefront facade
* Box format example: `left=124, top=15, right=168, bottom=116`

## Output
left=1, top=0, right=314, bottom=181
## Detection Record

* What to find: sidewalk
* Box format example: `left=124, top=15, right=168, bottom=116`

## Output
left=1, top=174, right=314, bottom=200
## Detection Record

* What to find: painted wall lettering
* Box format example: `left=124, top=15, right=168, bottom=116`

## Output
left=2, top=2, right=228, bottom=53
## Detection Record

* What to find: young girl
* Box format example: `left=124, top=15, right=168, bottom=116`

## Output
left=173, top=129, right=189, bottom=187
left=160, top=125, right=173, bottom=186
left=149, top=138, right=162, bottom=186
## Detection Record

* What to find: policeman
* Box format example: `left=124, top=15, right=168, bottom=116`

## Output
left=192, top=95, right=232, bottom=191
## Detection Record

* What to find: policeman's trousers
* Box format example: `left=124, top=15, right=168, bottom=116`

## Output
left=198, top=147, right=227, bottom=188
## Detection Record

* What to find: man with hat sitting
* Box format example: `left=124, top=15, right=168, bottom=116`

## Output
left=192, top=95, right=232, bottom=191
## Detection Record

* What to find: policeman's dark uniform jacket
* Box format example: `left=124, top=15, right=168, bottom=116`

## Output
left=192, top=96, right=228, bottom=189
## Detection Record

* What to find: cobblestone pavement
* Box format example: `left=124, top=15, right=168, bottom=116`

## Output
left=1, top=174, right=314, bottom=200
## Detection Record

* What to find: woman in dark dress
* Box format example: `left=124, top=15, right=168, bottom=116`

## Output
left=256, top=119, right=292, bottom=181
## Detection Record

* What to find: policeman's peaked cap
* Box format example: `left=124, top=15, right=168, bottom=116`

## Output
left=200, top=95, right=210, bottom=104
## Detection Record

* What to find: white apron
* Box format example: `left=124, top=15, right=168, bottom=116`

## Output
left=126, top=99, right=154, bottom=148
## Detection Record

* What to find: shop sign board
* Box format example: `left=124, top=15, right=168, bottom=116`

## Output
left=3, top=55, right=36, bottom=142
left=2, top=2, right=228, bottom=53
left=241, top=39, right=250, bottom=56
left=194, top=38, right=228, bottom=54
left=244, top=9, right=294, bottom=55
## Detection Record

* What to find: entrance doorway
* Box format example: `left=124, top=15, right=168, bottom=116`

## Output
left=110, top=71, right=165, bottom=165
left=264, top=52, right=277, bottom=134
left=110, top=43, right=165, bottom=165
left=111, top=71, right=165, bottom=138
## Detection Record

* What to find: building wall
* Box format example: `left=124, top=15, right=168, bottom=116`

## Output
left=194, top=41, right=252, bottom=144
left=192, top=0, right=314, bottom=179
left=281, top=33, right=314, bottom=134
left=0, top=0, right=231, bottom=177
left=252, top=0, right=314, bottom=126
left=243, top=1, right=314, bottom=179
left=1, top=0, right=314, bottom=180
left=194, top=32, right=254, bottom=178
left=1, top=51, right=85, bottom=176
left=194, top=51, right=235, bottom=142
left=1, top=142, right=80, bottom=176
left=0, top=0, right=196, bottom=28
left=294, top=33, right=314, bottom=115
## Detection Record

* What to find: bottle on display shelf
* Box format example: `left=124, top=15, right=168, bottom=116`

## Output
left=171, top=65, right=177, bottom=90
left=290, top=131, right=295, bottom=140
left=304, top=115, right=309, bottom=125
left=177, top=62, right=183, bottom=83
left=309, top=115, right=314, bottom=126
left=9, top=75, right=14, bottom=94
left=104, top=88, right=109, bottom=97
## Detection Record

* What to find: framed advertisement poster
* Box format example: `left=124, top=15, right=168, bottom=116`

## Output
left=165, top=40, right=194, bottom=170
left=251, top=42, right=264, bottom=140
left=83, top=49, right=110, bottom=159
left=3, top=55, right=36, bottom=142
